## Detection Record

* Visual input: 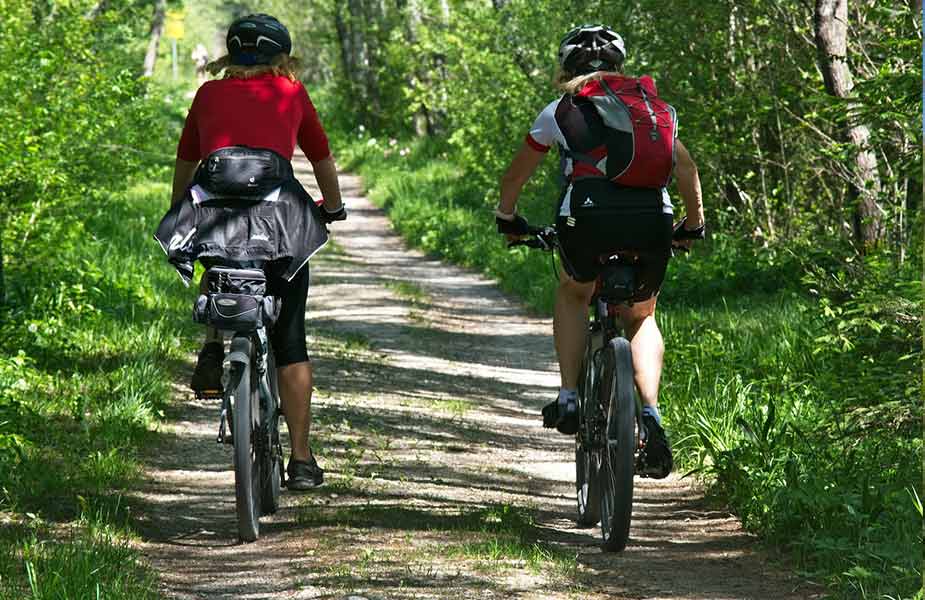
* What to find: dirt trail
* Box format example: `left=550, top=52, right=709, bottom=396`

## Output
left=134, top=158, right=821, bottom=600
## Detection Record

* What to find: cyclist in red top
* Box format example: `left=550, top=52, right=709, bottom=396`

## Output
left=170, top=14, right=344, bottom=490
left=496, top=25, right=705, bottom=478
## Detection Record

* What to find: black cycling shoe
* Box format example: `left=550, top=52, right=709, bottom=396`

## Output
left=191, top=342, right=224, bottom=394
left=286, top=455, right=324, bottom=491
left=542, top=398, right=579, bottom=435
left=638, top=414, right=673, bottom=479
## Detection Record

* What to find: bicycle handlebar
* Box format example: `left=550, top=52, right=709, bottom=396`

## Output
left=505, top=221, right=695, bottom=256
left=506, top=225, right=557, bottom=251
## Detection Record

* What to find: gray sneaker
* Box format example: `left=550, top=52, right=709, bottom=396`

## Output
left=286, top=455, right=324, bottom=490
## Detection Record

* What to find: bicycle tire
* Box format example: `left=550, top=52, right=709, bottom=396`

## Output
left=575, top=335, right=601, bottom=527
left=260, top=345, right=282, bottom=515
left=229, top=337, right=261, bottom=542
left=599, top=336, right=636, bottom=552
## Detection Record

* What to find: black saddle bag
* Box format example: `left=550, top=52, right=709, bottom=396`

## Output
left=196, top=146, right=292, bottom=198
left=192, top=267, right=280, bottom=331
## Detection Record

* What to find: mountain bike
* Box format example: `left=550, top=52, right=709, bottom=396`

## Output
left=193, top=265, right=284, bottom=542
left=510, top=224, right=659, bottom=552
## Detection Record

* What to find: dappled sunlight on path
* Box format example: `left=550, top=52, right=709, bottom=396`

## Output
left=132, top=158, right=821, bottom=600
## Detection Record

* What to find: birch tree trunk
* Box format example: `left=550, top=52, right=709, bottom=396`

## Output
left=814, top=0, right=883, bottom=247
left=142, top=0, right=167, bottom=77
left=407, top=0, right=432, bottom=137
left=363, top=0, right=383, bottom=126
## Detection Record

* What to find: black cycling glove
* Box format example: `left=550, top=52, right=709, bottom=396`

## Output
left=672, top=217, right=705, bottom=241
left=496, top=214, right=530, bottom=236
left=321, top=204, right=347, bottom=224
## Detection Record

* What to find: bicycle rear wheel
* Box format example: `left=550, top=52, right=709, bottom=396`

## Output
left=575, top=336, right=601, bottom=527
left=229, top=337, right=261, bottom=542
left=599, top=336, right=636, bottom=552
left=259, top=345, right=282, bottom=515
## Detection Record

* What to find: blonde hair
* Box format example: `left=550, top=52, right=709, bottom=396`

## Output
left=205, top=53, right=301, bottom=81
left=554, top=67, right=624, bottom=95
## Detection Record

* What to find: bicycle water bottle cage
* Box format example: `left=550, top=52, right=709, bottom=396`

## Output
left=598, top=263, right=636, bottom=305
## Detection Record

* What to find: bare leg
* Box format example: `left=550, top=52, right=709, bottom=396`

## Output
left=554, top=270, right=596, bottom=389
left=615, top=296, right=663, bottom=408
left=278, top=361, right=313, bottom=462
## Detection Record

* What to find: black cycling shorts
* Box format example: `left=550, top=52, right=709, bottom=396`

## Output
left=556, top=179, right=673, bottom=301
left=265, top=263, right=311, bottom=367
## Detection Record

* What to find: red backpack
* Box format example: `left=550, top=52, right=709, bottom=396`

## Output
left=563, top=75, right=677, bottom=189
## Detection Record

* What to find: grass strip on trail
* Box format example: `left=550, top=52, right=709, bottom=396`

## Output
left=336, top=135, right=923, bottom=600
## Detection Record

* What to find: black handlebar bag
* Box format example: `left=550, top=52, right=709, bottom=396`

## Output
left=196, top=146, right=293, bottom=199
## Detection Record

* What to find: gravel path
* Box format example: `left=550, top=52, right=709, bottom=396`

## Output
left=134, top=158, right=821, bottom=600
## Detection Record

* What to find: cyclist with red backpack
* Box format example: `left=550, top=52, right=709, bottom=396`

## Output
left=496, top=25, right=704, bottom=478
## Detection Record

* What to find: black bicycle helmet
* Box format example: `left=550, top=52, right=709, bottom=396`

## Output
left=226, top=14, right=291, bottom=65
left=558, top=24, right=625, bottom=75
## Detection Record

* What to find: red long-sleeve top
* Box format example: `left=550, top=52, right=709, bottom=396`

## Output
left=176, top=73, right=331, bottom=163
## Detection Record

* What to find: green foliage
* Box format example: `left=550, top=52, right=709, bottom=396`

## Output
left=0, top=1, right=192, bottom=596
left=0, top=176, right=188, bottom=596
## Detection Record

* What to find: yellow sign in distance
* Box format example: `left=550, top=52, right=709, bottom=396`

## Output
left=165, top=8, right=185, bottom=40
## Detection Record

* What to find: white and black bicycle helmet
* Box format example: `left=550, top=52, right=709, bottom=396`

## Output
left=226, top=14, right=291, bottom=66
left=558, top=24, right=625, bottom=75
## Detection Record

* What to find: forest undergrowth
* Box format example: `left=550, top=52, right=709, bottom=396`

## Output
left=0, top=2, right=198, bottom=596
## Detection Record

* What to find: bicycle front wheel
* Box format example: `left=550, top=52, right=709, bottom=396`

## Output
left=259, top=345, right=282, bottom=515
left=229, top=337, right=261, bottom=542
left=599, top=337, right=636, bottom=552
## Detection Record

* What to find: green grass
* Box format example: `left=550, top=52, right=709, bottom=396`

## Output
left=0, top=177, right=195, bottom=598
left=8, top=514, right=160, bottom=600
left=384, top=280, right=431, bottom=306
left=428, top=398, right=472, bottom=418
left=338, top=134, right=923, bottom=600
left=297, top=501, right=575, bottom=579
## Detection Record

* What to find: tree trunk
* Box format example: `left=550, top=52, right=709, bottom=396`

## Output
left=333, top=8, right=354, bottom=79
left=142, top=0, right=167, bottom=77
left=814, top=0, right=883, bottom=248
left=362, top=0, right=383, bottom=126
left=406, top=0, right=431, bottom=136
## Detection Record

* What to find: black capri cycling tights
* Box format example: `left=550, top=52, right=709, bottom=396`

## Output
left=266, top=263, right=311, bottom=366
